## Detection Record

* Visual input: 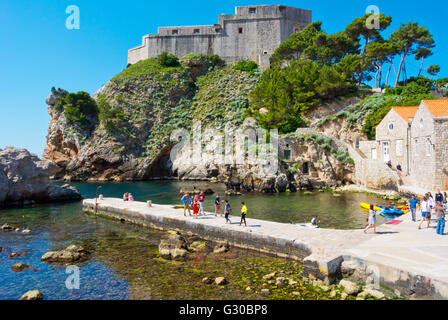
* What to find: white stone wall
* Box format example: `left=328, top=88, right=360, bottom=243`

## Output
left=375, top=109, right=411, bottom=172
left=434, top=119, right=448, bottom=190
left=410, top=104, right=437, bottom=190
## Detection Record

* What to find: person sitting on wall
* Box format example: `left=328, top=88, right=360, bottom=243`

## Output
left=128, top=193, right=135, bottom=202
left=311, top=216, right=320, bottom=228
left=387, top=160, right=392, bottom=168
left=123, top=192, right=129, bottom=201
left=397, top=164, right=402, bottom=172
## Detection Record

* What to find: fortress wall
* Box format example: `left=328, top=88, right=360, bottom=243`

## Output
left=128, top=5, right=312, bottom=69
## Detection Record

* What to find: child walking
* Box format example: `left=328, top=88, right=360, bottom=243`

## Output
left=192, top=196, right=199, bottom=219
left=240, top=202, right=247, bottom=227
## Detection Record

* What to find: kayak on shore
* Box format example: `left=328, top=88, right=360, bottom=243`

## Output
left=360, top=202, right=408, bottom=213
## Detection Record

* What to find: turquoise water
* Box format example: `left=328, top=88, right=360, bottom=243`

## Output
left=0, top=181, right=392, bottom=300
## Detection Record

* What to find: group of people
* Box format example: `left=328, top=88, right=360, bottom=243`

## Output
left=364, top=190, right=448, bottom=235
left=122, top=192, right=135, bottom=202
left=410, top=190, right=448, bottom=234
left=181, top=192, right=248, bottom=227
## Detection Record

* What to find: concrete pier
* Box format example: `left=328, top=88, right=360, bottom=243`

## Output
left=83, top=198, right=448, bottom=299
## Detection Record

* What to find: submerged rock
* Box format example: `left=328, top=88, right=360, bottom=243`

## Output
left=11, top=263, right=32, bottom=273
left=20, top=290, right=43, bottom=301
left=202, top=277, right=213, bottom=285
left=1, top=223, right=13, bottom=230
left=0, top=147, right=81, bottom=208
left=213, top=243, right=229, bottom=254
left=41, top=245, right=89, bottom=263
left=358, top=288, right=385, bottom=300
left=214, top=277, right=228, bottom=286
left=158, top=235, right=189, bottom=260
left=339, top=279, right=361, bottom=296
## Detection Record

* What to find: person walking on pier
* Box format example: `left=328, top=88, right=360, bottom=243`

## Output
left=436, top=203, right=446, bottom=235
left=214, top=195, right=222, bottom=217
left=224, top=200, right=232, bottom=224
left=419, top=195, right=431, bottom=230
left=198, top=191, right=205, bottom=216
left=364, top=205, right=377, bottom=234
left=192, top=196, right=199, bottom=219
left=240, top=202, right=248, bottom=227
left=409, top=195, right=419, bottom=222
left=181, top=193, right=192, bottom=217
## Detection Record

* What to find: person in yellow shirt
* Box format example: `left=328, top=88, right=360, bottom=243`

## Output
left=240, top=202, right=247, bottom=227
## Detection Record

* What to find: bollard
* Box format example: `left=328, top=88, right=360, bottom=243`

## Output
left=147, top=201, right=152, bottom=208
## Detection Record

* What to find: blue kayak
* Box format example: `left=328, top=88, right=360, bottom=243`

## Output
left=378, top=205, right=404, bottom=216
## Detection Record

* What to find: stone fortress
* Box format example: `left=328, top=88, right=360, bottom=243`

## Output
left=128, top=5, right=312, bottom=70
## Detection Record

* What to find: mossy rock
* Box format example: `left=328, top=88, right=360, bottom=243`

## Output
left=303, top=191, right=314, bottom=195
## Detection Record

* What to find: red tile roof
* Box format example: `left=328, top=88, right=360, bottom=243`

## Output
left=392, top=106, right=419, bottom=123
left=422, top=99, right=448, bottom=117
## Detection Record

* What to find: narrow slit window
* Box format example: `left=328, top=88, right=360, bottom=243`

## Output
left=238, top=27, right=243, bottom=34
left=249, top=8, right=256, bottom=14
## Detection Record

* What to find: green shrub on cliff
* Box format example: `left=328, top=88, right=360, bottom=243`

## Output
left=233, top=60, right=259, bottom=75
left=55, top=91, right=98, bottom=131
left=362, top=92, right=436, bottom=140
left=97, top=95, right=127, bottom=133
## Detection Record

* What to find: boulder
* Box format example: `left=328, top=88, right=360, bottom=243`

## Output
left=339, top=279, right=361, bottom=296
left=357, top=288, right=385, bottom=300
left=1, top=223, right=13, bottom=230
left=158, top=235, right=189, bottom=260
left=214, top=277, right=228, bottom=286
left=341, top=260, right=358, bottom=276
left=22, top=229, right=31, bottom=234
left=41, top=245, right=89, bottom=263
left=0, top=147, right=81, bottom=207
left=20, top=290, right=43, bottom=301
left=213, top=243, right=229, bottom=254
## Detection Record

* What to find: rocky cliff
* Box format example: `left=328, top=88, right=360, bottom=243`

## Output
left=44, top=55, right=355, bottom=192
left=0, top=147, right=81, bottom=207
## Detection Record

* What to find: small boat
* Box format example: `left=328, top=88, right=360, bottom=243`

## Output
left=360, top=203, right=381, bottom=211
left=360, top=202, right=408, bottom=213
left=378, top=205, right=405, bottom=216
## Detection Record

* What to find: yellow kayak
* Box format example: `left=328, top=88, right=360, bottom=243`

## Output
left=360, top=203, right=409, bottom=214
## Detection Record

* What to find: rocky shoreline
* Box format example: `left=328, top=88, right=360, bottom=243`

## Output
left=0, top=147, right=81, bottom=208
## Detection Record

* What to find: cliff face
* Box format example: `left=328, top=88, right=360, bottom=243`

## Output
left=0, top=147, right=81, bottom=207
left=44, top=55, right=355, bottom=192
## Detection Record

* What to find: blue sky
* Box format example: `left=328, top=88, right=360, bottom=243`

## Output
left=1, top=0, right=447, bottom=155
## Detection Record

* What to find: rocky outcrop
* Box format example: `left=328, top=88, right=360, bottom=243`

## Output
left=20, top=290, right=43, bottom=301
left=41, top=245, right=89, bottom=263
left=0, top=147, right=81, bottom=207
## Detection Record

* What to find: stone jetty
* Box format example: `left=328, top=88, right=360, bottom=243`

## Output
left=83, top=198, right=448, bottom=299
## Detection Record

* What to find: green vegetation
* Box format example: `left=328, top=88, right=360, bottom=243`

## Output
left=284, top=133, right=354, bottom=165
left=362, top=90, right=436, bottom=140
left=54, top=91, right=98, bottom=132
left=233, top=60, right=259, bottom=75
left=97, top=95, right=127, bottom=134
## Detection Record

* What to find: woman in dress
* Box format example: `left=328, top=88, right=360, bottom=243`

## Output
left=364, top=204, right=377, bottom=234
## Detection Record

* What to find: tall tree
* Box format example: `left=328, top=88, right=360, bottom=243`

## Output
left=415, top=47, right=433, bottom=76
left=427, top=64, right=441, bottom=77
left=345, top=13, right=392, bottom=84
left=389, top=22, right=435, bottom=87
left=365, top=40, right=395, bottom=87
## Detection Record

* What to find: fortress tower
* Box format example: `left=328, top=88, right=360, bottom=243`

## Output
left=128, top=5, right=312, bottom=70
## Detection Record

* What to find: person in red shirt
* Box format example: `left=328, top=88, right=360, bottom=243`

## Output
left=192, top=196, right=199, bottom=219
left=198, top=191, right=205, bottom=216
